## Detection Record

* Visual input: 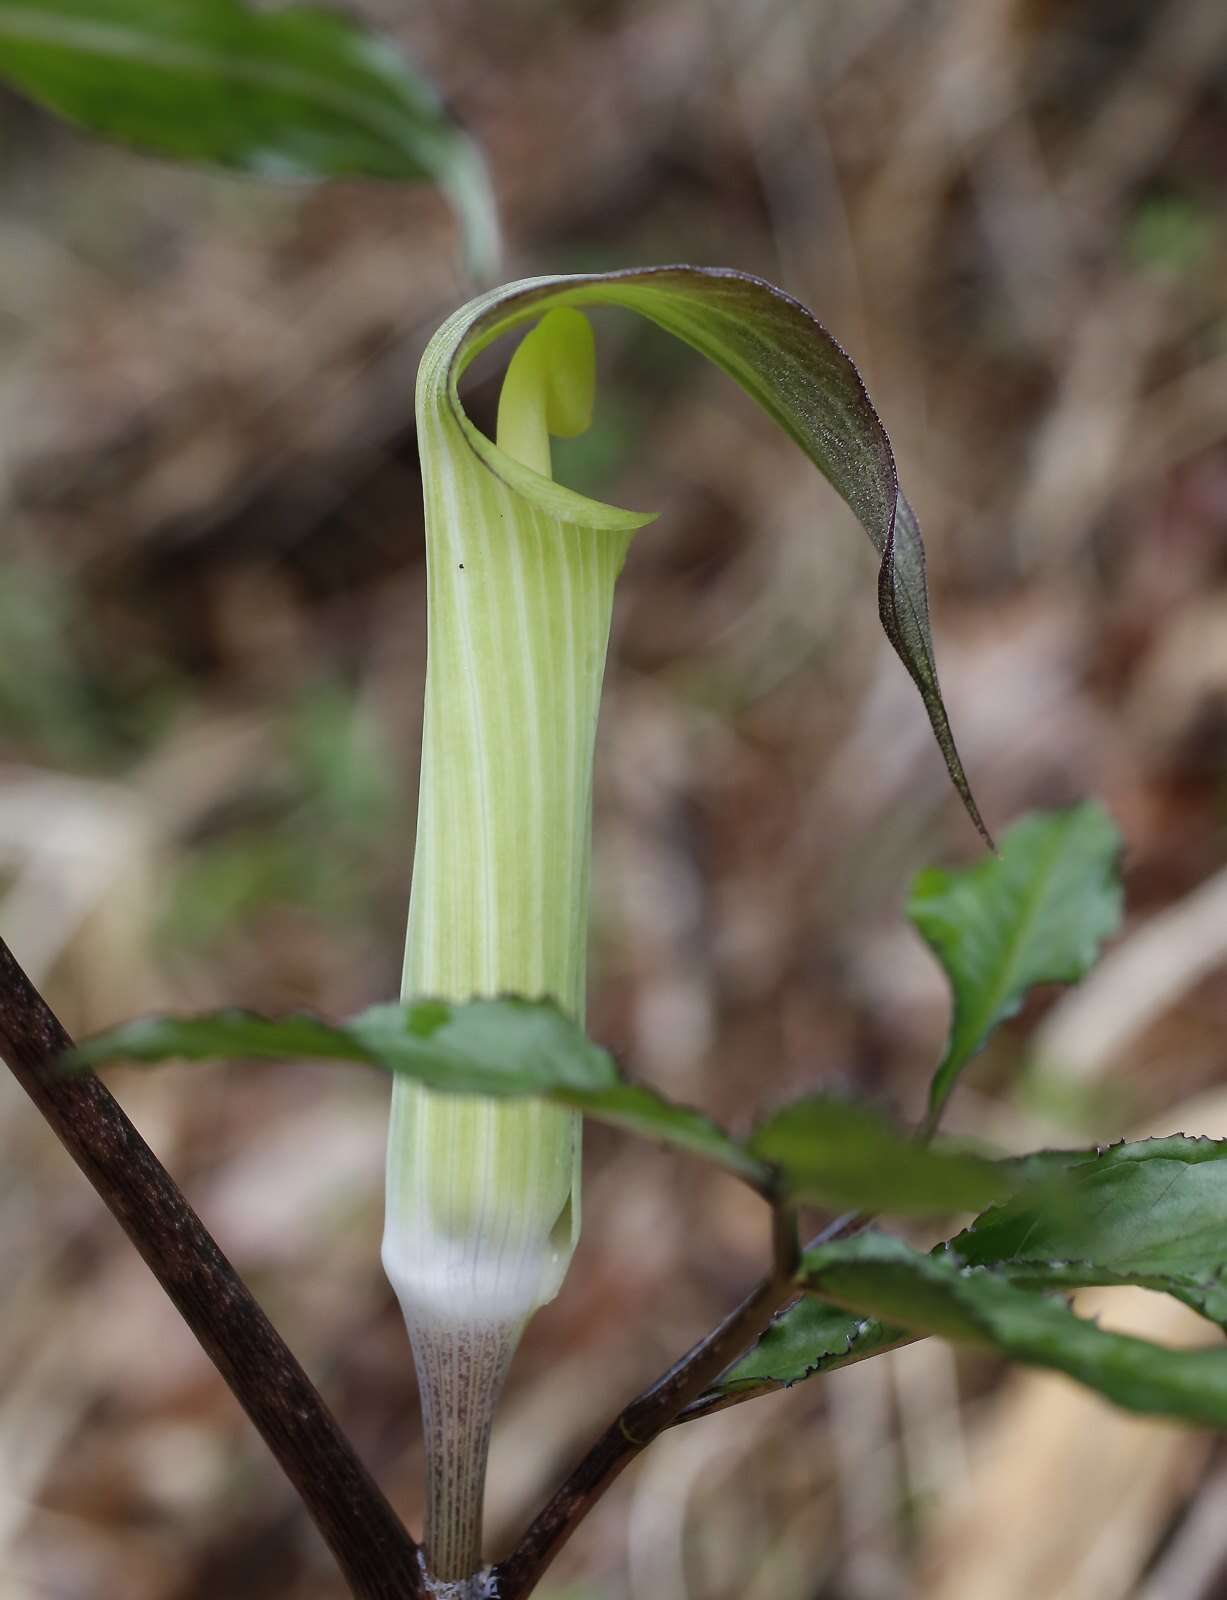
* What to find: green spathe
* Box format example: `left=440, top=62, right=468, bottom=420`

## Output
left=383, top=305, right=637, bottom=1580
left=64, top=268, right=982, bottom=1581
left=384, top=264, right=985, bottom=1581
left=408, top=266, right=987, bottom=848
left=384, top=308, right=619, bottom=1330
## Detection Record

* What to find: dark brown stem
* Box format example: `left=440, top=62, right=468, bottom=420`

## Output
left=0, top=935, right=424, bottom=1600
left=669, top=1116, right=946, bottom=1431
left=494, top=1206, right=800, bottom=1600
left=668, top=1206, right=875, bottom=1426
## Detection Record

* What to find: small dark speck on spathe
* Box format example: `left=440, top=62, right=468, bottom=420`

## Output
left=458, top=562, right=464, bottom=570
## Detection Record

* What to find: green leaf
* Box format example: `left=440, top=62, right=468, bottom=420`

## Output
left=75, top=1001, right=1024, bottom=1214
left=71, top=998, right=772, bottom=1189
left=951, top=1136, right=1227, bottom=1326
left=993, top=1146, right=1104, bottom=1186
left=710, top=1297, right=907, bottom=1400
left=910, top=803, right=1123, bottom=1117
left=424, top=267, right=989, bottom=842
left=748, top=1096, right=1012, bottom=1214
left=0, top=0, right=497, bottom=274
left=713, top=1137, right=1227, bottom=1416
left=799, top=1232, right=1227, bottom=1427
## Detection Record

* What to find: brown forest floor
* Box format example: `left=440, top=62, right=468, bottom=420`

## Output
left=2, top=2, right=1227, bottom=1597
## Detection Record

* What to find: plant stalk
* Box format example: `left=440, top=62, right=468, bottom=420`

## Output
left=494, top=1207, right=800, bottom=1598
left=0, top=936, right=424, bottom=1600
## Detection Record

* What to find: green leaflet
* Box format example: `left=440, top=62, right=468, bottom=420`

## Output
left=73, top=999, right=1030, bottom=1215
left=71, top=999, right=769, bottom=1190
left=0, top=0, right=497, bottom=274
left=748, top=1095, right=1011, bottom=1214
left=800, top=1232, right=1227, bottom=1428
left=705, top=1137, right=1227, bottom=1417
left=910, top=803, right=1123, bottom=1117
left=425, top=266, right=987, bottom=842
left=993, top=1146, right=1107, bottom=1186
left=950, top=1136, right=1227, bottom=1326
left=707, top=1297, right=907, bottom=1404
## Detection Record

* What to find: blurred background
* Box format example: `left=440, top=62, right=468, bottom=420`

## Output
left=2, top=0, right=1227, bottom=1596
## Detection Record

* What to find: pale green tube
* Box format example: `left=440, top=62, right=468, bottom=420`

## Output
left=383, top=308, right=648, bottom=1584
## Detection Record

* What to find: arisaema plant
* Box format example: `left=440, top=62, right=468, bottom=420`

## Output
left=66, top=265, right=1227, bottom=1600
left=385, top=265, right=987, bottom=1581
left=74, top=261, right=997, bottom=1584
left=8, top=16, right=1227, bottom=1597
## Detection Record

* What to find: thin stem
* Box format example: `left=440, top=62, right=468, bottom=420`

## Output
left=493, top=1207, right=800, bottom=1600
left=672, top=1116, right=951, bottom=1428
left=917, top=1104, right=944, bottom=1144
left=497, top=1091, right=950, bottom=1593
left=0, top=935, right=424, bottom=1600
left=669, top=1207, right=874, bottom=1425
left=412, top=1316, right=520, bottom=1582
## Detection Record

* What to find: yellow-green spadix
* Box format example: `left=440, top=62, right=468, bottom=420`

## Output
left=383, top=267, right=985, bottom=1586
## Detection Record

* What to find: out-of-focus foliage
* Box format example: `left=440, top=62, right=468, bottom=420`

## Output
left=163, top=683, right=398, bottom=947
left=0, top=0, right=498, bottom=270
left=747, top=1092, right=1010, bottom=1213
